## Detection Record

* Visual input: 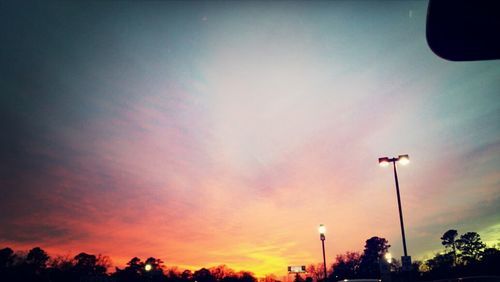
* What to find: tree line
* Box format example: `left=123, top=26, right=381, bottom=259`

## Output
left=0, top=248, right=262, bottom=282
left=303, top=230, right=499, bottom=281
left=1, top=229, right=498, bottom=282
left=420, top=229, right=500, bottom=280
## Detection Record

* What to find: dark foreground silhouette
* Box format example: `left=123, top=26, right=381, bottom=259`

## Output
left=1, top=230, right=499, bottom=282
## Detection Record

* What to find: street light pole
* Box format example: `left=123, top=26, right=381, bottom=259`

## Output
left=318, top=224, right=327, bottom=281
left=379, top=154, right=411, bottom=272
left=392, top=161, right=408, bottom=257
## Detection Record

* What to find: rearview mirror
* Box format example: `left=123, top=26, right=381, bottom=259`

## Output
left=426, top=0, right=500, bottom=61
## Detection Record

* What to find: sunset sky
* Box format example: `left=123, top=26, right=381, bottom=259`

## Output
left=1, top=0, right=499, bottom=278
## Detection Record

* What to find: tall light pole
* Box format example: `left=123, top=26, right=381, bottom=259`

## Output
left=378, top=154, right=412, bottom=272
left=318, top=224, right=327, bottom=281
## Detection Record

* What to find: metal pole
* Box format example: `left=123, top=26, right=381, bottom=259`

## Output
left=392, top=162, right=408, bottom=257
left=321, top=235, right=327, bottom=280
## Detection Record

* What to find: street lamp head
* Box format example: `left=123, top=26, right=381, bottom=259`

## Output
left=378, top=157, right=390, bottom=167
left=379, top=154, right=410, bottom=259
left=318, top=224, right=326, bottom=235
left=145, top=264, right=152, bottom=272
left=398, top=154, right=410, bottom=165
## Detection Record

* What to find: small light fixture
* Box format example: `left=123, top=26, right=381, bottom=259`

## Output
left=398, top=154, right=410, bottom=165
left=318, top=224, right=326, bottom=235
left=385, top=252, right=392, bottom=263
left=378, top=157, right=390, bottom=167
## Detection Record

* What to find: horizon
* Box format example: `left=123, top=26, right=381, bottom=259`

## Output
left=1, top=0, right=499, bottom=278
left=2, top=228, right=497, bottom=278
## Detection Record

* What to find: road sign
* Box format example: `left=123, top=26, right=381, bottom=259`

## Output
left=288, top=266, right=306, bottom=273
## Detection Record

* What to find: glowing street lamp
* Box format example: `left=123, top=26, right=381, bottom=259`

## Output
left=378, top=155, right=410, bottom=167
left=378, top=154, right=412, bottom=272
left=385, top=252, right=392, bottom=263
left=145, top=263, right=152, bottom=272
left=398, top=155, right=410, bottom=165
left=380, top=252, right=393, bottom=282
left=318, top=224, right=326, bottom=236
left=318, top=224, right=327, bottom=281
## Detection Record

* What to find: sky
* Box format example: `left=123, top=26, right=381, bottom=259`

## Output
left=1, top=0, right=499, bottom=278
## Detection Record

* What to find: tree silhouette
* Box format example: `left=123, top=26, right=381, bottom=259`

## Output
left=74, top=252, right=109, bottom=276
left=293, top=273, right=304, bottom=282
left=212, top=265, right=237, bottom=281
left=425, top=252, right=454, bottom=277
left=238, top=271, right=257, bottom=282
left=128, top=256, right=145, bottom=272
left=331, top=251, right=361, bottom=280
left=305, top=263, right=323, bottom=282
left=181, top=269, right=193, bottom=282
left=46, top=255, right=75, bottom=282
left=144, top=257, right=166, bottom=282
left=0, top=248, right=15, bottom=282
left=165, top=266, right=182, bottom=282
left=221, top=272, right=239, bottom=282
left=193, top=268, right=216, bottom=282
left=27, top=247, right=49, bottom=270
left=0, top=248, right=14, bottom=269
left=440, top=229, right=458, bottom=265
left=24, top=247, right=50, bottom=281
left=421, top=230, right=499, bottom=280
left=358, top=236, right=390, bottom=278
left=261, top=274, right=279, bottom=282
left=456, top=232, right=485, bottom=264
left=480, top=247, right=500, bottom=275
left=113, top=256, right=145, bottom=282
left=145, top=257, right=162, bottom=269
